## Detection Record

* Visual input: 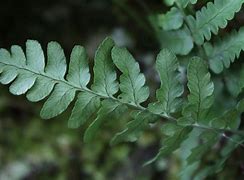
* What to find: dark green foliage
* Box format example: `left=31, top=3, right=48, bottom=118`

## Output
left=187, top=0, right=244, bottom=45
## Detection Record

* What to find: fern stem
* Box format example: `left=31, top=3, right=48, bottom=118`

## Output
left=222, top=133, right=244, bottom=148
left=192, top=123, right=244, bottom=136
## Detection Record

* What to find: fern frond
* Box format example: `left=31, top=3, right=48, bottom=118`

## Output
left=84, top=100, right=127, bottom=142
left=148, top=49, right=183, bottom=115
left=0, top=37, right=243, bottom=170
left=204, top=27, right=244, bottom=74
left=187, top=0, right=244, bottom=45
left=0, top=41, right=76, bottom=120
left=194, top=135, right=244, bottom=179
left=187, top=131, right=219, bottom=165
left=111, top=111, right=159, bottom=145
left=0, top=37, right=151, bottom=140
left=68, top=92, right=100, bottom=128
left=144, top=124, right=193, bottom=165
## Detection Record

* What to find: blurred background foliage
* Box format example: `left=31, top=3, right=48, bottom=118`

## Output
left=0, top=0, right=243, bottom=179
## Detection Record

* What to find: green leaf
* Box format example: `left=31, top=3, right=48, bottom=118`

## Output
left=111, top=111, right=158, bottom=145
left=26, top=77, right=55, bottom=102
left=225, top=68, right=244, bottom=97
left=0, top=47, right=22, bottom=85
left=177, top=0, right=198, bottom=8
left=112, top=46, right=149, bottom=105
left=0, top=37, right=242, bottom=172
left=237, top=99, right=244, bottom=113
left=9, top=73, right=36, bottom=95
left=187, top=0, right=244, bottom=45
left=181, top=57, right=214, bottom=124
left=92, top=37, right=118, bottom=96
left=159, top=26, right=194, bottom=55
left=0, top=41, right=71, bottom=120
left=40, top=84, right=76, bottom=119
left=26, top=40, right=45, bottom=72
left=66, top=45, right=90, bottom=88
left=68, top=92, right=100, bottom=128
left=148, top=49, right=183, bottom=115
left=145, top=126, right=193, bottom=165
left=0, top=41, right=57, bottom=102
left=161, top=123, right=183, bottom=136
left=164, top=0, right=197, bottom=7
left=205, top=27, right=244, bottom=74
left=10, top=45, right=26, bottom=67
left=158, top=7, right=183, bottom=31
left=0, top=66, right=18, bottom=85
left=178, top=129, right=201, bottom=180
left=0, top=39, right=150, bottom=132
left=211, top=108, right=240, bottom=130
left=164, top=0, right=175, bottom=6
left=45, top=42, right=67, bottom=80
left=84, top=99, right=127, bottom=142
left=187, top=131, right=219, bottom=165
left=194, top=135, right=244, bottom=179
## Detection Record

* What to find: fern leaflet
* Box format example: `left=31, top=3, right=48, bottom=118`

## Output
left=148, top=49, right=183, bottom=115
left=179, top=57, right=214, bottom=125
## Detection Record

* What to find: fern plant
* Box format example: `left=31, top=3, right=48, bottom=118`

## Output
left=1, top=0, right=244, bottom=179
